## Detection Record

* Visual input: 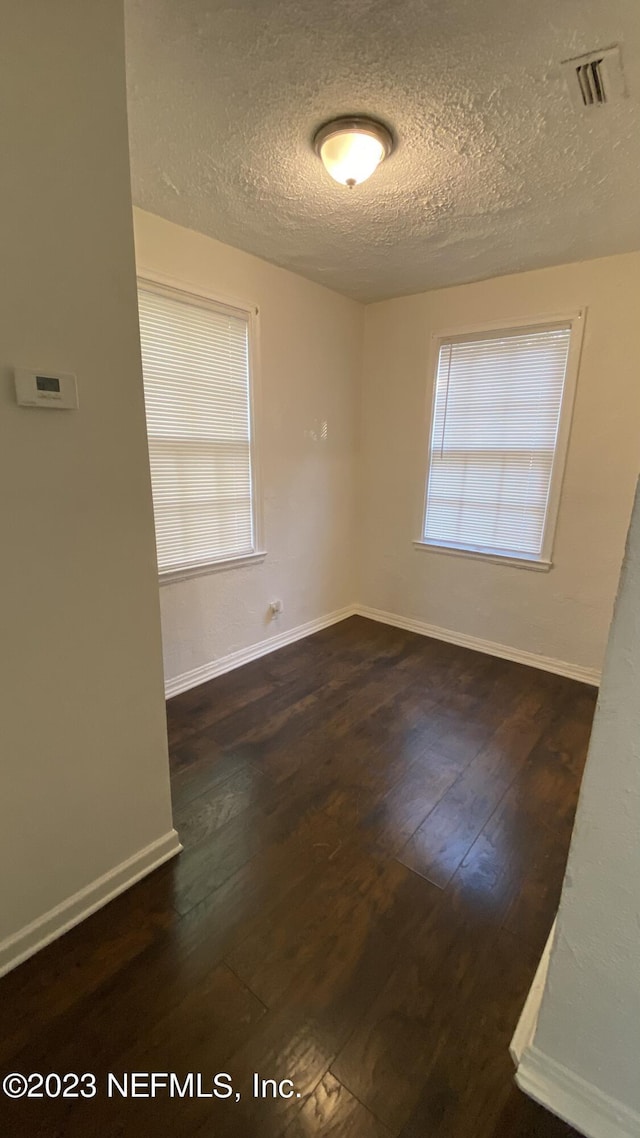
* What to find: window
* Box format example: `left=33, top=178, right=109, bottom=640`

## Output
left=419, top=317, right=583, bottom=568
left=137, top=279, right=261, bottom=579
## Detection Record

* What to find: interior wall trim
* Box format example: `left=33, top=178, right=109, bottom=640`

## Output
left=164, top=603, right=600, bottom=697
left=516, top=1045, right=640, bottom=1138
left=164, top=604, right=359, bottom=698
left=356, top=605, right=601, bottom=686
left=0, top=830, right=182, bottom=979
left=510, top=921, right=556, bottom=1067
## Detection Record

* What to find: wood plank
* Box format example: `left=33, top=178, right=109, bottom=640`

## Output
left=0, top=620, right=596, bottom=1138
left=285, top=1072, right=393, bottom=1137
left=397, top=680, right=565, bottom=888
left=396, top=930, right=541, bottom=1138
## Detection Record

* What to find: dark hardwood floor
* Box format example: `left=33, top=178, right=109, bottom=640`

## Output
left=0, top=617, right=596, bottom=1137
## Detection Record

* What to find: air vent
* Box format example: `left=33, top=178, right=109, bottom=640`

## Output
left=561, top=46, right=626, bottom=111
left=576, top=58, right=606, bottom=106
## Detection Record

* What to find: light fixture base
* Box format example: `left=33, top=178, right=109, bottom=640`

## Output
left=313, top=115, right=394, bottom=161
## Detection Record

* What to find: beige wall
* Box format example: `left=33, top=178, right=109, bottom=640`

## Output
left=134, top=209, right=362, bottom=690
left=359, top=253, right=640, bottom=674
left=0, top=1, right=175, bottom=969
left=519, top=478, right=640, bottom=1129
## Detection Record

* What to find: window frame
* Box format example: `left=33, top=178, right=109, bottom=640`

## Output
left=414, top=309, right=586, bottom=571
left=137, top=269, right=265, bottom=585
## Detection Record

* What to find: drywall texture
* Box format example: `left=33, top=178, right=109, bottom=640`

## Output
left=359, top=253, right=640, bottom=673
left=134, top=209, right=361, bottom=688
left=531, top=477, right=640, bottom=1118
left=0, top=1, right=174, bottom=945
left=125, top=0, right=640, bottom=301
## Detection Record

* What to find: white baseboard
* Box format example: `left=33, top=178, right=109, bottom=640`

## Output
left=165, top=604, right=358, bottom=697
left=513, top=922, right=640, bottom=1137
left=0, top=829, right=182, bottom=979
left=510, top=921, right=556, bottom=1066
left=516, top=1046, right=640, bottom=1138
left=356, top=605, right=601, bottom=686
left=165, top=602, right=600, bottom=697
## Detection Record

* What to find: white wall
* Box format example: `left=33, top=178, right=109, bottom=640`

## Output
left=359, top=253, right=640, bottom=675
left=516, top=478, right=640, bottom=1136
left=133, top=209, right=362, bottom=690
left=0, top=0, right=176, bottom=971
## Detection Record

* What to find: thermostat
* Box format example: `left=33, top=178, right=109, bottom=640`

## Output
left=15, top=368, right=78, bottom=409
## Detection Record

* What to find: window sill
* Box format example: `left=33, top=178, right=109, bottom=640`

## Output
left=159, top=550, right=267, bottom=586
left=413, top=541, right=552, bottom=573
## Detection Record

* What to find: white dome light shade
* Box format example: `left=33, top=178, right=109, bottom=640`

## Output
left=314, top=117, right=394, bottom=188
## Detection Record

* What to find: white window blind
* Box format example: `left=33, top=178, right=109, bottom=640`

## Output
left=423, top=324, right=573, bottom=561
left=138, top=282, right=256, bottom=576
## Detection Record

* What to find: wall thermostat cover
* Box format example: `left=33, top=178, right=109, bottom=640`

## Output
left=15, top=368, right=79, bottom=409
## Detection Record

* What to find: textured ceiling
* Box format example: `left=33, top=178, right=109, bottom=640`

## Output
left=125, top=0, right=640, bottom=302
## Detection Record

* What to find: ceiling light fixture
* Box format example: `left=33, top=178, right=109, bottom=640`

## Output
left=313, top=116, right=394, bottom=188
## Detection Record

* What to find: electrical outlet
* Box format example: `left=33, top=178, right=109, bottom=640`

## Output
left=269, top=599, right=283, bottom=618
